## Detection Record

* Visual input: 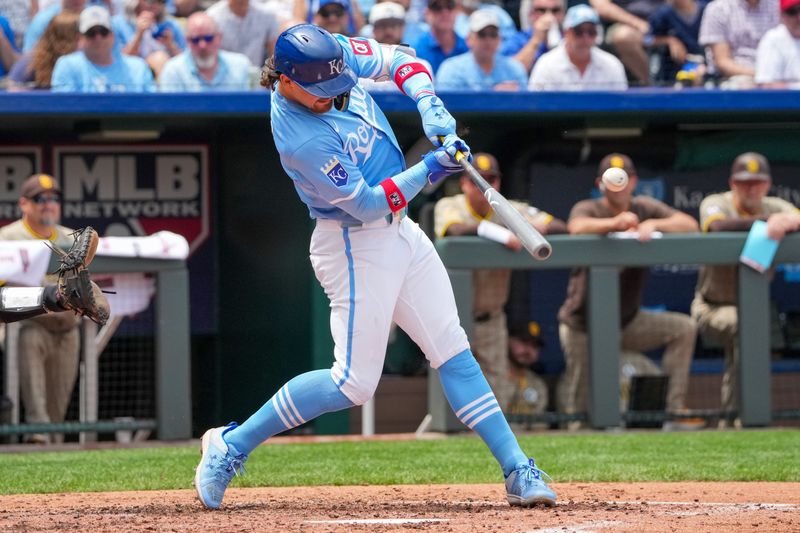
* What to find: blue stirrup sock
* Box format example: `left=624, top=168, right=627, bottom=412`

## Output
left=438, top=349, right=528, bottom=476
left=223, top=369, right=354, bottom=456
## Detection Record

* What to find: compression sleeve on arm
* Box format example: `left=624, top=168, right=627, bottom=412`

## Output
left=391, top=50, right=434, bottom=100
left=348, top=160, right=430, bottom=219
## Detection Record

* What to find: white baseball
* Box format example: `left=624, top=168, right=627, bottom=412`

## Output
left=602, top=167, right=629, bottom=192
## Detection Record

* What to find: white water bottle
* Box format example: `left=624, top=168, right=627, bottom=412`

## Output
left=547, top=24, right=561, bottom=48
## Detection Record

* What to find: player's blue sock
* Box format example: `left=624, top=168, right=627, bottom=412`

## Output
left=438, top=349, right=528, bottom=476
left=223, top=369, right=354, bottom=456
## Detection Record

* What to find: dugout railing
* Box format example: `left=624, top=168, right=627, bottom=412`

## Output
left=1, top=254, right=190, bottom=442
left=428, top=232, right=800, bottom=432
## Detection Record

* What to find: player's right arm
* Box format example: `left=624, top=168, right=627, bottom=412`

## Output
left=288, top=136, right=459, bottom=223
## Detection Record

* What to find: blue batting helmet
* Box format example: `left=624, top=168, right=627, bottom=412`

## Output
left=274, top=24, right=358, bottom=98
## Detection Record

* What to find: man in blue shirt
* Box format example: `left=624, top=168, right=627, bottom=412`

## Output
left=411, top=0, right=468, bottom=74
left=437, top=9, right=528, bottom=90
left=159, top=12, right=251, bottom=91
left=501, top=0, right=565, bottom=74
left=51, top=6, right=155, bottom=92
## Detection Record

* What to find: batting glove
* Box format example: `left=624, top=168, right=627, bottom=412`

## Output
left=423, top=147, right=462, bottom=184
left=417, top=96, right=456, bottom=145
left=440, top=133, right=472, bottom=162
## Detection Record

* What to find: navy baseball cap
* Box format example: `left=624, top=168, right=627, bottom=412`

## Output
left=274, top=24, right=358, bottom=98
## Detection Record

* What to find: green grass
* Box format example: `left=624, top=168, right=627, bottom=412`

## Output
left=0, top=430, right=798, bottom=495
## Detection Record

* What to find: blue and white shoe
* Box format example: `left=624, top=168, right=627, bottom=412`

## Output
left=505, top=458, right=556, bottom=507
left=194, top=423, right=248, bottom=509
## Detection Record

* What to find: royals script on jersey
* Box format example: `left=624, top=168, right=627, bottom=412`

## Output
left=270, top=36, right=408, bottom=224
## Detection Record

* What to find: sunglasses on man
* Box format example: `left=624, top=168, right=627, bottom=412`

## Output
left=533, top=6, right=562, bottom=14
left=319, top=6, right=345, bottom=18
left=84, top=26, right=110, bottom=38
left=429, top=1, right=456, bottom=12
left=572, top=25, right=597, bottom=38
left=785, top=6, right=800, bottom=16
left=29, top=194, right=61, bottom=205
left=189, top=34, right=216, bottom=45
left=476, top=28, right=500, bottom=39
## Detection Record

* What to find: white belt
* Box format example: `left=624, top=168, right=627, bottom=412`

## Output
left=317, top=210, right=406, bottom=229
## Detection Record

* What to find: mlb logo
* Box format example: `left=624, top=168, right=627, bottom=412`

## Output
left=389, top=191, right=403, bottom=207
left=321, top=157, right=349, bottom=187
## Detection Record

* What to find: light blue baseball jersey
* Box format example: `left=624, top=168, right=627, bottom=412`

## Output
left=51, top=51, right=156, bottom=92
left=159, top=50, right=252, bottom=92
left=271, top=36, right=414, bottom=225
left=435, top=52, right=528, bottom=92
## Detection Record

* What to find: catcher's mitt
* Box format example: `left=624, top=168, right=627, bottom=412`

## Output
left=48, top=227, right=109, bottom=325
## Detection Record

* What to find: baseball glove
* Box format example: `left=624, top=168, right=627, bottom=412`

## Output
left=47, top=227, right=110, bottom=325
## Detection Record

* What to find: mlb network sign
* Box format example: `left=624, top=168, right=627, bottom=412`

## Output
left=54, top=145, right=210, bottom=253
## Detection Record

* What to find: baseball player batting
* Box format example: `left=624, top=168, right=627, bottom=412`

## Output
left=194, top=24, right=556, bottom=510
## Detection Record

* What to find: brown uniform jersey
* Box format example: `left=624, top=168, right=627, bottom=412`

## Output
left=558, top=195, right=677, bottom=330
left=696, top=191, right=800, bottom=305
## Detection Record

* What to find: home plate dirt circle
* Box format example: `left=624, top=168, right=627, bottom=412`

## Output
left=0, top=482, right=797, bottom=532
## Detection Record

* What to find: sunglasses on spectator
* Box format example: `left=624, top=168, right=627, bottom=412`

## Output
left=430, top=2, right=456, bottom=12
left=189, top=34, right=216, bottom=44
left=145, top=0, right=166, bottom=4
left=84, top=26, right=110, bottom=38
left=533, top=6, right=563, bottom=14
left=572, top=26, right=597, bottom=38
left=476, top=28, right=500, bottom=39
left=319, top=6, right=345, bottom=18
left=29, top=194, right=61, bottom=205
left=784, top=6, right=800, bottom=15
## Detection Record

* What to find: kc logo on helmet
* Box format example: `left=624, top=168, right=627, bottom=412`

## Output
left=329, top=58, right=344, bottom=75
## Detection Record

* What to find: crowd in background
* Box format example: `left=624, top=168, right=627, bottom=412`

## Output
left=1, top=0, right=799, bottom=91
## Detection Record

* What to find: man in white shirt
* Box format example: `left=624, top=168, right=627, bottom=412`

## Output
left=206, top=0, right=286, bottom=67
left=755, top=0, right=800, bottom=87
left=529, top=4, right=628, bottom=90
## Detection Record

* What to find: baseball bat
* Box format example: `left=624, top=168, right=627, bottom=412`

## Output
left=450, top=147, right=553, bottom=261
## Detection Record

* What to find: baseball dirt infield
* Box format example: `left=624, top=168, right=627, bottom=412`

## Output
left=1, top=482, right=797, bottom=531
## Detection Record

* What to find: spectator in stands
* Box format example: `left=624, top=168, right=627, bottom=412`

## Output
left=51, top=5, right=155, bottom=91
left=591, top=0, right=661, bottom=85
left=295, top=0, right=365, bottom=35
left=558, top=153, right=699, bottom=430
left=647, top=0, right=708, bottom=83
left=692, top=152, right=800, bottom=428
left=0, top=0, right=34, bottom=50
left=158, top=11, right=251, bottom=90
left=206, top=0, right=286, bottom=67
left=23, top=0, right=84, bottom=52
left=455, top=0, right=518, bottom=46
left=8, top=11, right=79, bottom=89
left=529, top=4, right=628, bottom=90
left=698, top=0, right=779, bottom=86
left=436, top=8, right=528, bottom=90
left=434, top=152, right=566, bottom=410
left=313, top=0, right=353, bottom=35
left=504, top=321, right=550, bottom=426
left=501, top=0, right=565, bottom=74
left=0, top=174, right=82, bottom=444
left=411, top=0, right=468, bottom=74
left=0, top=13, right=20, bottom=78
left=755, top=0, right=800, bottom=87
left=358, top=2, right=435, bottom=91
left=359, top=0, right=429, bottom=44
left=113, top=0, right=186, bottom=77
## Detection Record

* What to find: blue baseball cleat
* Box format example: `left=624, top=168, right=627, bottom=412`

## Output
left=505, top=458, right=556, bottom=507
left=194, top=423, right=248, bottom=509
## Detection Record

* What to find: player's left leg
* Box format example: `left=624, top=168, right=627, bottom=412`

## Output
left=392, top=219, right=555, bottom=507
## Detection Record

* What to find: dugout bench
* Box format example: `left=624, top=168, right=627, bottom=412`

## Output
left=429, top=232, right=800, bottom=431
